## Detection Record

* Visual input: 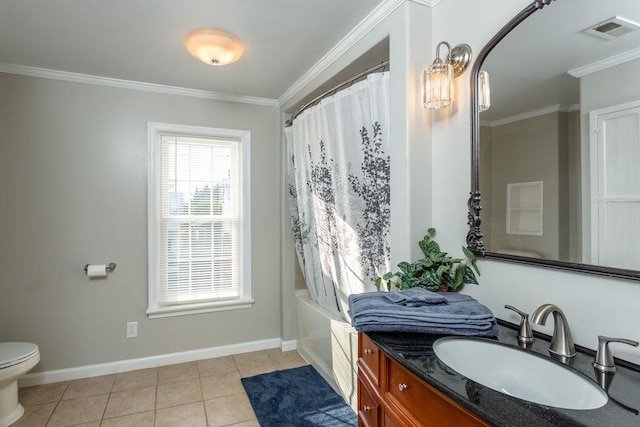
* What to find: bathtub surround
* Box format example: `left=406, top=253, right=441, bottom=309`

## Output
left=295, top=291, right=359, bottom=411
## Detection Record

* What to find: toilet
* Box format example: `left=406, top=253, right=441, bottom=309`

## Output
left=0, top=343, right=40, bottom=427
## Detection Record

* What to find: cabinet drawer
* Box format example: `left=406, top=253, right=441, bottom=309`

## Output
left=360, top=333, right=381, bottom=385
left=358, top=378, right=379, bottom=427
left=387, top=359, right=490, bottom=427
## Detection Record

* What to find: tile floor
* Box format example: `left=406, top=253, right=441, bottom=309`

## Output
left=15, top=348, right=308, bottom=427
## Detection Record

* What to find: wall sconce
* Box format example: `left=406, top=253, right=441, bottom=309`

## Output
left=185, top=29, right=245, bottom=66
left=422, top=41, right=472, bottom=109
left=478, top=70, right=491, bottom=112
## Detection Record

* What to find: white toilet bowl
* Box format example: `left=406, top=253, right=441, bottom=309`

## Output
left=0, top=343, right=40, bottom=427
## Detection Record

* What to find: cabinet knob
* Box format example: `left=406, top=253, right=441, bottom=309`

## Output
left=363, top=405, right=372, bottom=412
left=398, top=383, right=408, bottom=392
left=364, top=348, right=372, bottom=355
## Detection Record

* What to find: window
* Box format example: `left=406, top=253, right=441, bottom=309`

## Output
left=147, top=123, right=252, bottom=318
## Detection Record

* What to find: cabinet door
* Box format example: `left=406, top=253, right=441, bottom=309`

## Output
left=358, top=378, right=379, bottom=427
left=384, top=413, right=402, bottom=427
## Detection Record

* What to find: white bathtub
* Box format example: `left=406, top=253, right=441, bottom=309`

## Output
left=295, top=290, right=358, bottom=411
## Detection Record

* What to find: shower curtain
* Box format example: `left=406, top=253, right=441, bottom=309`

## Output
left=285, top=72, right=391, bottom=321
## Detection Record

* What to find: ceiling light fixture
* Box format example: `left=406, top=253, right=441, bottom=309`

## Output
left=422, top=41, right=472, bottom=109
left=185, top=29, right=245, bottom=66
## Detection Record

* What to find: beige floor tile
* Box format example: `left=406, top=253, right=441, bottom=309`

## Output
left=62, top=375, right=115, bottom=400
left=47, top=393, right=109, bottom=427
left=232, top=351, right=273, bottom=372
left=18, top=381, right=69, bottom=406
left=227, top=421, right=261, bottom=427
left=197, top=356, right=238, bottom=377
left=158, top=361, right=199, bottom=384
left=155, top=402, right=207, bottom=427
left=156, top=378, right=203, bottom=409
left=70, top=422, right=100, bottom=427
left=11, top=402, right=56, bottom=427
left=100, top=410, right=155, bottom=427
left=267, top=349, right=308, bottom=370
left=238, top=364, right=277, bottom=378
left=200, top=371, right=245, bottom=400
left=112, top=368, right=157, bottom=392
left=103, top=385, right=156, bottom=418
left=204, top=393, right=256, bottom=427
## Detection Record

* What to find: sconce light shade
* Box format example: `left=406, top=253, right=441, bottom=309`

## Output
left=185, top=29, right=244, bottom=66
left=479, top=70, right=491, bottom=112
left=423, top=61, right=454, bottom=109
left=423, top=41, right=472, bottom=110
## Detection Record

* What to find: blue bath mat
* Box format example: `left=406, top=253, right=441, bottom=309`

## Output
left=241, top=365, right=357, bottom=427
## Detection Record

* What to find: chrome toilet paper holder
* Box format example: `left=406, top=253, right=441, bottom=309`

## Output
left=84, top=262, right=117, bottom=274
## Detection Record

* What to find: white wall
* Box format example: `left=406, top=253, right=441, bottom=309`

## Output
left=431, top=0, right=640, bottom=364
left=0, top=73, right=282, bottom=372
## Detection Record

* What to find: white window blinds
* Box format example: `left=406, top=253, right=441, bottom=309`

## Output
left=157, top=133, right=241, bottom=305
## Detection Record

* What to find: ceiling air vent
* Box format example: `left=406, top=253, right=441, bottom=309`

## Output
left=583, top=16, right=640, bottom=40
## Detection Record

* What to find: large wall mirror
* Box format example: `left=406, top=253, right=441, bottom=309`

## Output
left=467, top=0, right=640, bottom=280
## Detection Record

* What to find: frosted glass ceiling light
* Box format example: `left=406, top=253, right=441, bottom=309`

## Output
left=423, top=41, right=472, bottom=110
left=185, top=29, right=244, bottom=66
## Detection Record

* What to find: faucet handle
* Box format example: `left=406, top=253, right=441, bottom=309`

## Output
left=505, top=305, right=534, bottom=346
left=593, top=336, right=639, bottom=373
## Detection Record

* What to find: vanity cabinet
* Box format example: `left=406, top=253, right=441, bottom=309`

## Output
left=358, top=333, right=492, bottom=427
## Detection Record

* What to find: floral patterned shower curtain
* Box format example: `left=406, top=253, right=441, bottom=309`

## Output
left=285, top=72, right=391, bottom=321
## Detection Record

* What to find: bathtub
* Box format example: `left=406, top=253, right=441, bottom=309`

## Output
left=295, top=290, right=358, bottom=411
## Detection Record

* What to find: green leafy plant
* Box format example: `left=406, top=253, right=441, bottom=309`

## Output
left=376, top=228, right=480, bottom=292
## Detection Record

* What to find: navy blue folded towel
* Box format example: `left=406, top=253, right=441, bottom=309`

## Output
left=348, top=289, right=499, bottom=337
left=382, top=288, right=448, bottom=306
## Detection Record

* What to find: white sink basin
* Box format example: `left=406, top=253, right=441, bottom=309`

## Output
left=433, top=337, right=608, bottom=410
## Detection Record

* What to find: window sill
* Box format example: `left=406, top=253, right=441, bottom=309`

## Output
left=147, top=297, right=255, bottom=319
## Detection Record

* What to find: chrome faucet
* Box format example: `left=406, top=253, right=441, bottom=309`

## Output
left=530, top=304, right=576, bottom=358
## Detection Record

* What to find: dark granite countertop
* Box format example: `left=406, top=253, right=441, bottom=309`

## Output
left=366, top=323, right=640, bottom=426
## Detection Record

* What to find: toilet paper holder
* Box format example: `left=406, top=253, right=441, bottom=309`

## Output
left=84, top=262, right=117, bottom=274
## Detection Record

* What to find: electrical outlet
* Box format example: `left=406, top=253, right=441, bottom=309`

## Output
left=126, top=321, right=138, bottom=338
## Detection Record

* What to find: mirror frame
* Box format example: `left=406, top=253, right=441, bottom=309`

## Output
left=466, top=0, right=640, bottom=281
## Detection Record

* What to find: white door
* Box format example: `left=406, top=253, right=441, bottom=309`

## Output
left=590, top=102, right=640, bottom=270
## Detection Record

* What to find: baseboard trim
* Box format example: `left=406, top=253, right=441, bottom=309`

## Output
left=281, top=339, right=298, bottom=352
left=19, top=337, right=297, bottom=387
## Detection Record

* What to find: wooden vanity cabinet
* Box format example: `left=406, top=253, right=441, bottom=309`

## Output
left=357, top=333, right=492, bottom=427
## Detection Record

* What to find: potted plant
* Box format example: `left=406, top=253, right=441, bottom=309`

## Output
left=376, top=228, right=480, bottom=292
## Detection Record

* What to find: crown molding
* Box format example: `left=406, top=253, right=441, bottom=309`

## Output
left=279, top=0, right=441, bottom=107
left=486, top=104, right=572, bottom=127
left=568, top=47, right=640, bottom=78
left=409, top=0, right=443, bottom=6
left=0, top=63, right=279, bottom=107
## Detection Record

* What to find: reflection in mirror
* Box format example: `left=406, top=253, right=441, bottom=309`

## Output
left=469, top=0, right=640, bottom=279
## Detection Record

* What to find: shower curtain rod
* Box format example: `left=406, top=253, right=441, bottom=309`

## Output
left=285, top=60, right=390, bottom=127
